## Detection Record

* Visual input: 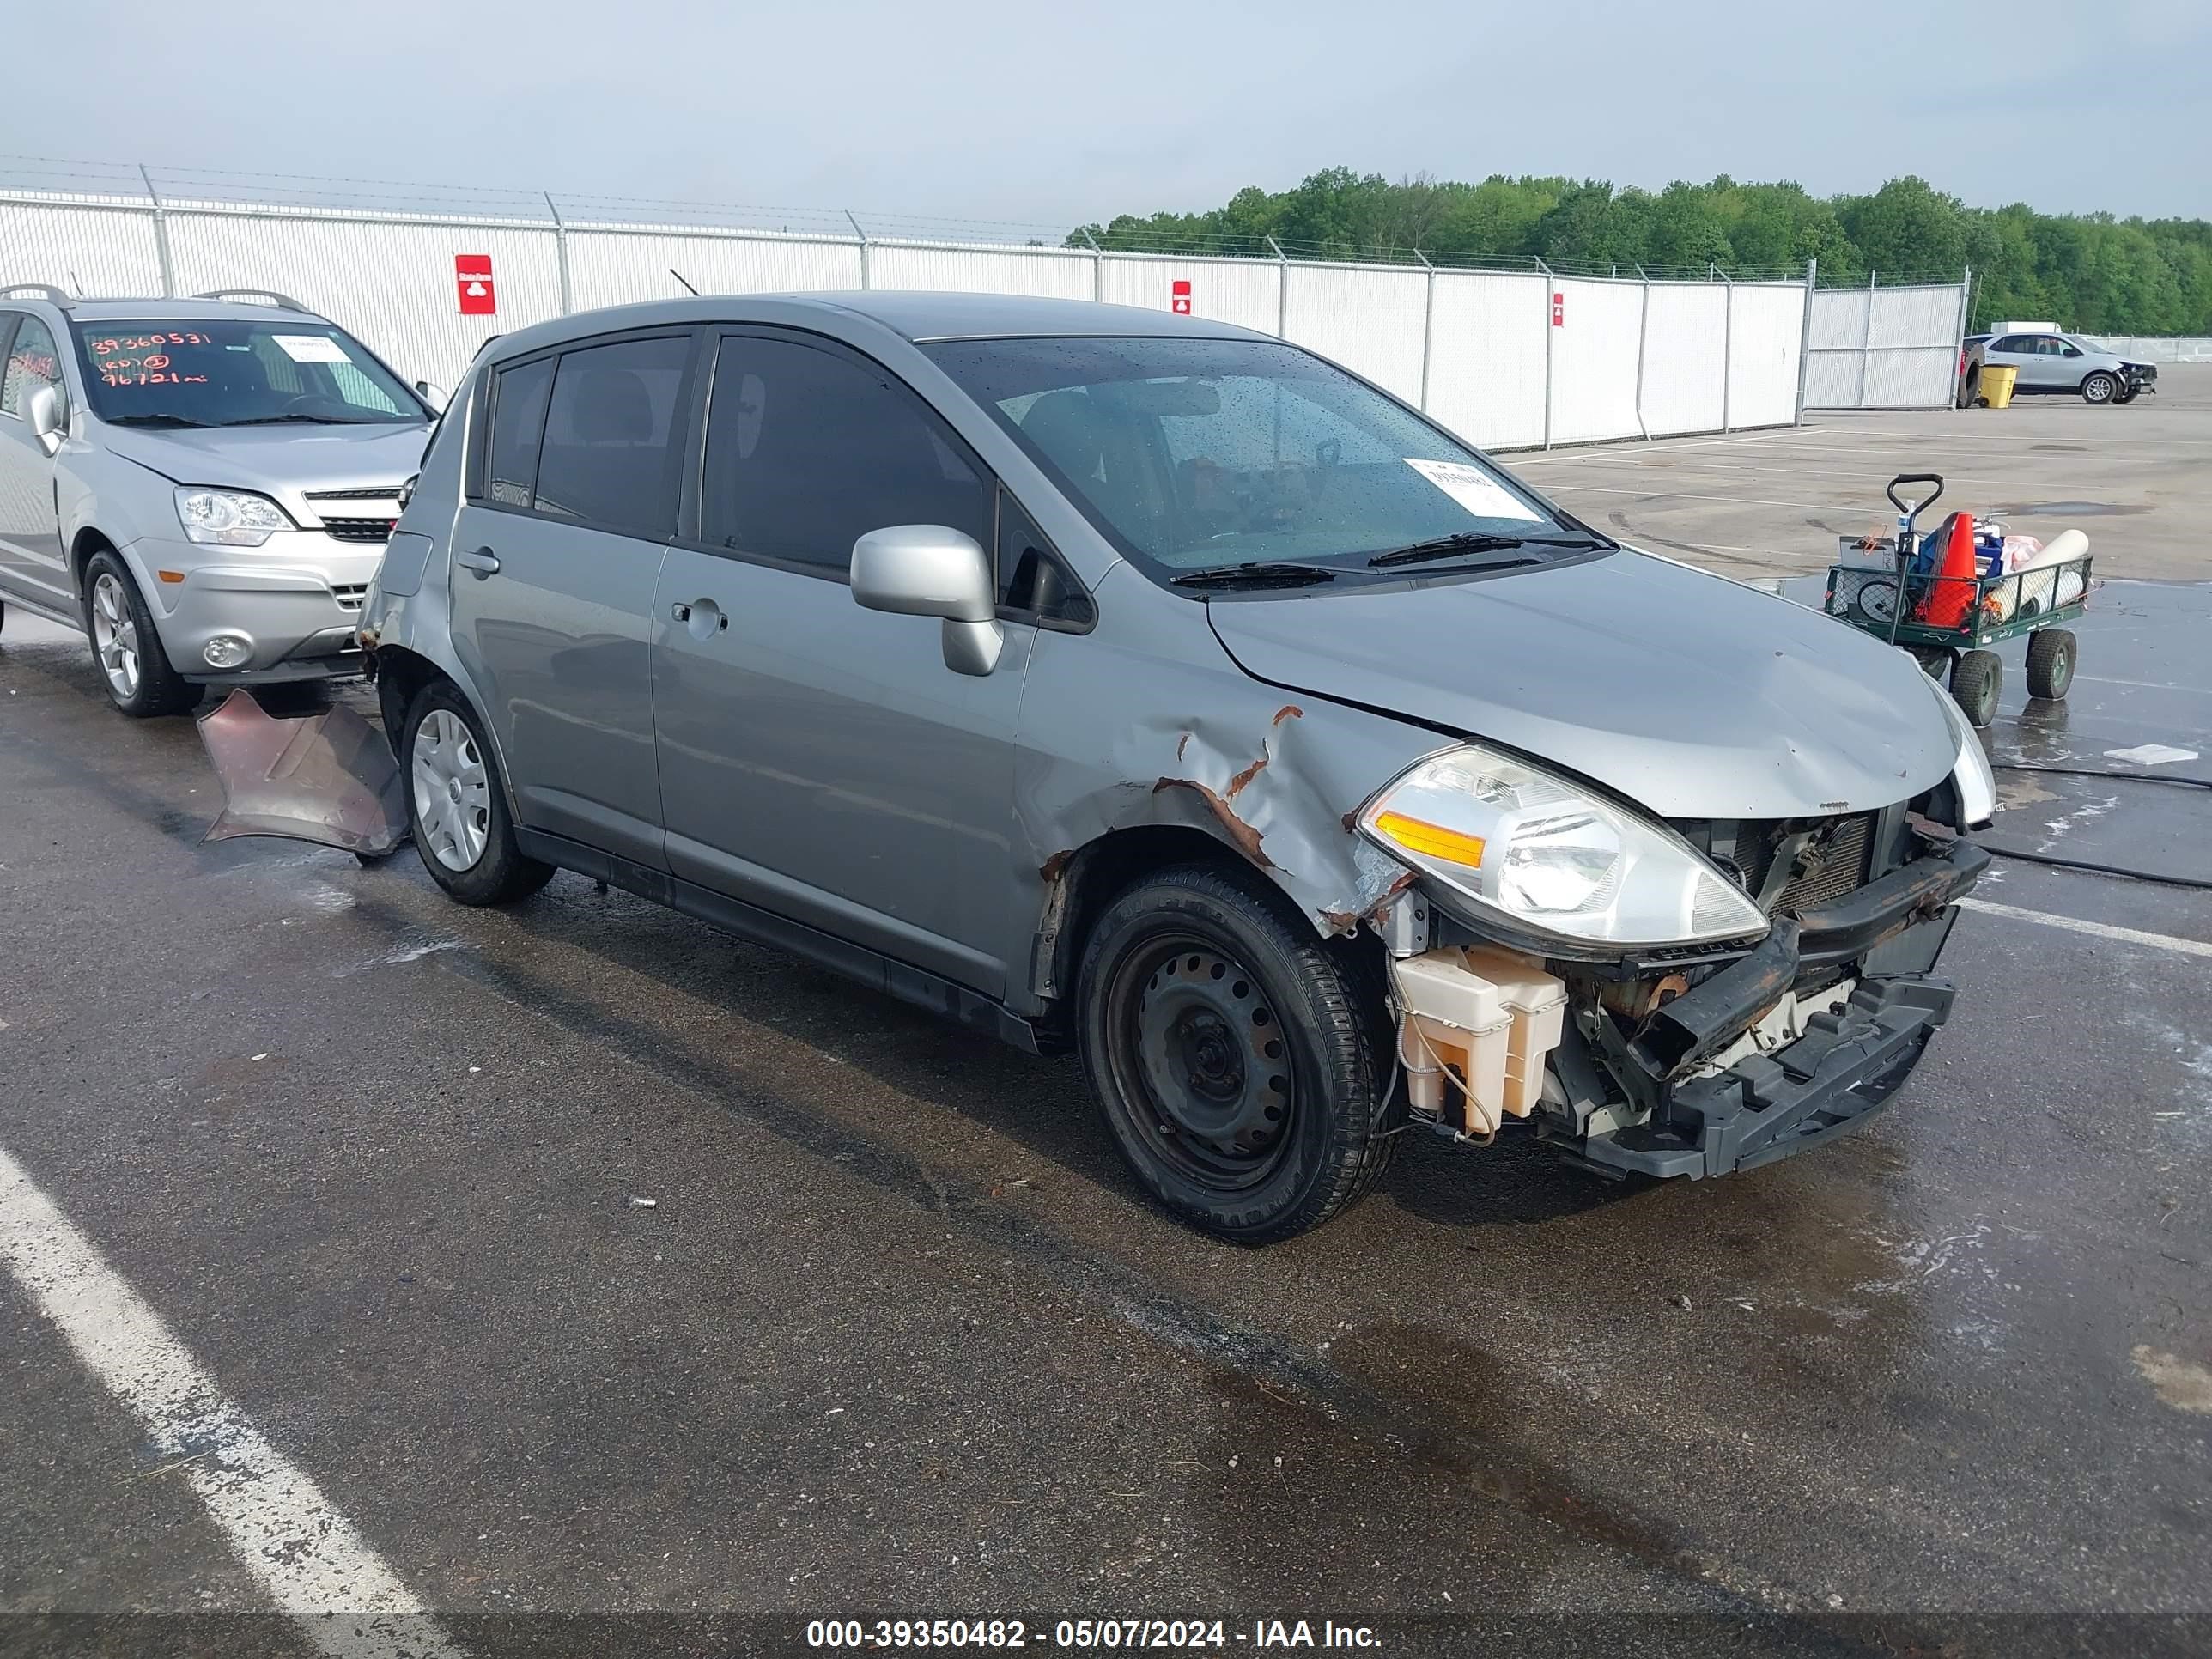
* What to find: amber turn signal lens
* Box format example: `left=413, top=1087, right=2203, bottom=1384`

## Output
left=1372, top=811, right=1486, bottom=867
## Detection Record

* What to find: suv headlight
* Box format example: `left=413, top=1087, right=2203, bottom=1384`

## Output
left=1933, top=683, right=1996, bottom=828
left=175, top=487, right=295, bottom=547
left=1358, top=744, right=1770, bottom=951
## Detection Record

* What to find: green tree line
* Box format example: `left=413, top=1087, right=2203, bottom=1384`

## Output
left=1071, top=171, right=2212, bottom=337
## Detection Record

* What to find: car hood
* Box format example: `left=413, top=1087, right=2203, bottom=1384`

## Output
left=99, top=422, right=432, bottom=524
left=1204, top=550, right=1959, bottom=821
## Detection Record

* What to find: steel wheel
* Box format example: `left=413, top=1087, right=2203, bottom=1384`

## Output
left=1103, top=933, right=1297, bottom=1194
left=89, top=572, right=141, bottom=701
left=410, top=707, right=492, bottom=871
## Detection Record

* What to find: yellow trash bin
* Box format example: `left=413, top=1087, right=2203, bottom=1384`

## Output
left=1980, top=364, right=2018, bottom=408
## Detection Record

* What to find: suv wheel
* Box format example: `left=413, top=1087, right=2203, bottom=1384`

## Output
left=401, top=681, right=553, bottom=906
left=82, top=550, right=198, bottom=717
left=1076, top=865, right=1394, bottom=1243
left=2081, top=371, right=2118, bottom=404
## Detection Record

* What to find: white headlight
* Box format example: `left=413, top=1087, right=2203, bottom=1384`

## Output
left=1933, top=683, right=1996, bottom=828
left=175, top=488, right=293, bottom=547
left=1358, top=744, right=1770, bottom=951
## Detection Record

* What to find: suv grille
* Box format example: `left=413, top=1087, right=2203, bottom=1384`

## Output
left=320, top=517, right=396, bottom=544
left=307, top=488, right=403, bottom=545
left=331, top=583, right=369, bottom=612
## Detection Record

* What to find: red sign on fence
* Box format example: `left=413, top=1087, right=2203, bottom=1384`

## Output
left=456, top=254, right=496, bottom=316
left=1171, top=279, right=1192, bottom=315
left=1551, top=290, right=1564, bottom=327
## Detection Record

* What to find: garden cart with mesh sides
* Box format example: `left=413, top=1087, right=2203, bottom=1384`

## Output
left=1821, top=472, right=2093, bottom=727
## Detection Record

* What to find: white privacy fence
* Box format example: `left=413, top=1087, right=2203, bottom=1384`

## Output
left=2081, top=336, right=2212, bottom=363
left=1802, top=280, right=1971, bottom=410
left=0, top=178, right=1917, bottom=449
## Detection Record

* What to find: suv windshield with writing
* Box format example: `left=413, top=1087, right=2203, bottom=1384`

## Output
left=69, top=319, right=425, bottom=427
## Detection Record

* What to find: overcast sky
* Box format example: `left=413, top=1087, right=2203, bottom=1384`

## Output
left=9, top=0, right=2206, bottom=228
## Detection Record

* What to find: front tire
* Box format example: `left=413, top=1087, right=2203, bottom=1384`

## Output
left=81, top=551, right=198, bottom=717
left=401, top=681, right=552, bottom=906
left=2081, top=372, right=2118, bottom=404
left=1076, top=865, right=1394, bottom=1244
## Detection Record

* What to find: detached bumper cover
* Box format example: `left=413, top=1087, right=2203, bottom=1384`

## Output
left=1578, top=839, right=1989, bottom=1181
left=196, top=689, right=408, bottom=856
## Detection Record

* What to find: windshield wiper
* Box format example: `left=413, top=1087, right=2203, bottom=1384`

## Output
left=1169, top=561, right=1340, bottom=590
left=100, top=413, right=216, bottom=428
left=224, top=414, right=379, bottom=426
left=1365, top=531, right=1605, bottom=568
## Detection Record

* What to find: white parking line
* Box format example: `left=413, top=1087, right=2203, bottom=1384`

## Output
left=1956, top=897, right=2212, bottom=961
left=0, top=1145, right=465, bottom=1659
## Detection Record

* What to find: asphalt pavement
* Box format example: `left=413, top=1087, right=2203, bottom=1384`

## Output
left=2, top=398, right=2208, bottom=1659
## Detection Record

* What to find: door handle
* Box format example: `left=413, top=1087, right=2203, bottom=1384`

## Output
left=672, top=599, right=728, bottom=631
left=455, top=547, right=501, bottom=577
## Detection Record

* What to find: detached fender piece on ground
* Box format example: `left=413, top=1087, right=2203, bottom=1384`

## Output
left=195, top=688, right=410, bottom=857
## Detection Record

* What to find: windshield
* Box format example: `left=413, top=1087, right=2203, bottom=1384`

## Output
left=70, top=318, right=426, bottom=427
left=921, top=336, right=1579, bottom=580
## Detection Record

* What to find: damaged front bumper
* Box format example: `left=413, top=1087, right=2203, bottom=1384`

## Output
left=1559, top=838, right=1990, bottom=1181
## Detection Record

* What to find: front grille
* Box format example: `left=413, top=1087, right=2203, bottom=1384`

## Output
left=331, top=583, right=368, bottom=612
left=307, top=488, right=402, bottom=545
left=320, top=516, right=394, bottom=544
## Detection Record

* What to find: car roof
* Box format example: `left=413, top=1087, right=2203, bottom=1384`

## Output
left=804, top=290, right=1263, bottom=343
left=478, top=289, right=1268, bottom=363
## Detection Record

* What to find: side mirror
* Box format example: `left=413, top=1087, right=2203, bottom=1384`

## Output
left=414, top=380, right=449, bottom=413
left=25, top=384, right=64, bottom=456
left=850, top=524, right=1002, bottom=677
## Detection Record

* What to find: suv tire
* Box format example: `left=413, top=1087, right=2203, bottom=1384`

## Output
left=401, top=680, right=553, bottom=906
left=82, top=550, right=199, bottom=717
left=1076, top=864, right=1395, bottom=1243
left=2081, top=371, right=2118, bottom=404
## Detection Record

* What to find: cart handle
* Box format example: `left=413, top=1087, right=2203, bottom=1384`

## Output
left=1886, top=472, right=1945, bottom=530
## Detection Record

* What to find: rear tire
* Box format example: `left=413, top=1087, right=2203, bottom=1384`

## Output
left=401, top=680, right=553, bottom=906
left=1077, top=865, right=1394, bottom=1244
left=2025, top=628, right=2076, bottom=701
left=2081, top=372, right=2118, bottom=405
left=81, top=550, right=198, bottom=717
left=1951, top=649, right=2003, bottom=727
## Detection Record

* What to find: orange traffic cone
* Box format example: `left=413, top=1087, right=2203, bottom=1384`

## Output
left=1917, top=511, right=1978, bottom=629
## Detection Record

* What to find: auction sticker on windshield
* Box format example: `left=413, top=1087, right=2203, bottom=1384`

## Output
left=272, top=334, right=351, bottom=363
left=1404, top=458, right=1542, bottom=523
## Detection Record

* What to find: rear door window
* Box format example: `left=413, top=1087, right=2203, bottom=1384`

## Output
left=699, top=333, right=991, bottom=575
left=532, top=335, right=693, bottom=538
left=483, top=356, right=556, bottom=509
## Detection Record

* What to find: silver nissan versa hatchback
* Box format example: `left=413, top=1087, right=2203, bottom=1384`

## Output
left=0, top=287, right=434, bottom=715
left=358, top=292, right=1995, bottom=1243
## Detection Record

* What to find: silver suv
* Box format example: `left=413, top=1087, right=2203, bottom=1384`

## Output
left=0, top=286, right=434, bottom=715
left=1961, top=330, right=2156, bottom=405
left=361, top=293, right=1995, bottom=1242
